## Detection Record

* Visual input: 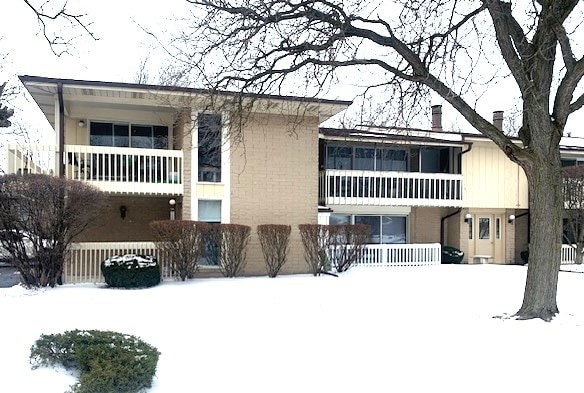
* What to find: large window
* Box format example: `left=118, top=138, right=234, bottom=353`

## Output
left=198, top=114, right=222, bottom=182
left=324, top=143, right=458, bottom=174
left=330, top=214, right=407, bottom=244
left=90, top=121, right=168, bottom=149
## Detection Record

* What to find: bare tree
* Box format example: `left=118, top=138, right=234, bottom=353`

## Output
left=0, top=1, right=96, bottom=128
left=159, top=0, right=584, bottom=320
left=562, top=165, right=584, bottom=264
left=21, top=0, right=96, bottom=56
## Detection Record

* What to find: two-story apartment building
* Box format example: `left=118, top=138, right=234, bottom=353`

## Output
left=10, top=76, right=584, bottom=281
left=11, top=75, right=350, bottom=279
left=318, top=106, right=530, bottom=265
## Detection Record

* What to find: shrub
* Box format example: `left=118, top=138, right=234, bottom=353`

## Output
left=329, top=224, right=370, bottom=273
left=442, top=246, right=464, bottom=264
left=101, top=254, right=160, bottom=288
left=299, top=224, right=331, bottom=276
left=150, top=220, right=210, bottom=280
left=0, top=174, right=104, bottom=288
left=520, top=250, right=529, bottom=264
left=257, top=224, right=291, bottom=277
left=216, top=224, right=250, bottom=277
left=30, top=329, right=160, bottom=393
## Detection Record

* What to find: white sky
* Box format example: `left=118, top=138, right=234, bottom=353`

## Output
left=1, top=0, right=583, bottom=139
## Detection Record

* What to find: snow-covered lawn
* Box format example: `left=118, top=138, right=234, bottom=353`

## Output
left=1, top=264, right=583, bottom=393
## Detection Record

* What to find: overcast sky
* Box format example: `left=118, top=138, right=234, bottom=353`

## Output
left=1, top=0, right=583, bottom=139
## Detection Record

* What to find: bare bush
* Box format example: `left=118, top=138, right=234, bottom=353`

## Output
left=150, top=220, right=210, bottom=280
left=329, top=224, right=370, bottom=273
left=215, top=224, right=250, bottom=277
left=0, top=174, right=104, bottom=287
left=257, top=224, right=291, bottom=278
left=299, top=224, right=331, bottom=276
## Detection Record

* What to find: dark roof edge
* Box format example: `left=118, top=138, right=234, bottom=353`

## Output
left=18, top=75, right=353, bottom=107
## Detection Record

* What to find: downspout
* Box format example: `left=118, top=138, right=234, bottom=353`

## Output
left=57, top=81, right=65, bottom=178
left=514, top=211, right=530, bottom=243
left=440, top=208, right=461, bottom=246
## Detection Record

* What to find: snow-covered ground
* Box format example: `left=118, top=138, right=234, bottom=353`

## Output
left=1, top=264, right=583, bottom=393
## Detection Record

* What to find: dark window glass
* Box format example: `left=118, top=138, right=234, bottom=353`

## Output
left=468, top=217, right=473, bottom=240
left=355, top=216, right=381, bottom=244
left=354, top=147, right=375, bottom=170
left=330, top=214, right=351, bottom=225
left=153, top=126, right=168, bottom=149
left=90, top=122, right=113, bottom=146
left=131, top=125, right=152, bottom=148
left=381, top=216, right=406, bottom=244
left=198, top=113, right=222, bottom=182
left=479, top=218, right=490, bottom=240
left=421, top=148, right=442, bottom=173
left=113, top=124, right=129, bottom=147
left=377, top=149, right=407, bottom=171
left=326, top=146, right=352, bottom=170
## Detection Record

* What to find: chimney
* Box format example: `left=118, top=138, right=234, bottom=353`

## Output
left=431, top=105, right=442, bottom=131
left=493, top=110, right=504, bottom=131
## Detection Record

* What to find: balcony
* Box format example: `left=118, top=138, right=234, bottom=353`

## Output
left=319, top=169, right=463, bottom=207
left=6, top=144, right=183, bottom=195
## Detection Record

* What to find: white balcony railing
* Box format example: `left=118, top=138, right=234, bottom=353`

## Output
left=6, top=144, right=183, bottom=195
left=319, top=169, right=463, bottom=207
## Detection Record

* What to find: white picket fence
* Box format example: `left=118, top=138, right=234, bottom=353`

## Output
left=561, top=244, right=581, bottom=265
left=65, top=242, right=168, bottom=284
left=332, top=243, right=442, bottom=268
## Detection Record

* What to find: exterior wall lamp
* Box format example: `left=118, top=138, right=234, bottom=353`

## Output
left=464, top=213, right=472, bottom=223
left=78, top=120, right=86, bottom=127
left=508, top=214, right=516, bottom=224
left=169, top=198, right=176, bottom=220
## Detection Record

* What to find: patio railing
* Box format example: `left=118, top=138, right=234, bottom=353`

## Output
left=319, top=169, right=463, bottom=207
left=331, top=243, right=442, bottom=268
left=6, top=144, right=183, bottom=195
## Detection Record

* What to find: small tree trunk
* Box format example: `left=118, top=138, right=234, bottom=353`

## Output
left=516, top=154, right=562, bottom=321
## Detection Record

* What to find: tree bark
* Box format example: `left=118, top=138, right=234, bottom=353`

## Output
left=516, top=148, right=563, bottom=320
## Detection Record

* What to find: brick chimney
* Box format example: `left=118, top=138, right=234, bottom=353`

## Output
left=431, top=105, right=442, bottom=131
left=493, top=111, right=504, bottom=131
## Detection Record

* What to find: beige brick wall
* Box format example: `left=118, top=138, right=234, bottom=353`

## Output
left=79, top=196, right=171, bottom=242
left=229, top=113, right=320, bottom=275
left=409, top=207, right=447, bottom=244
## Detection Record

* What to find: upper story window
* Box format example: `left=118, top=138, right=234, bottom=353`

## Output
left=325, top=144, right=408, bottom=172
left=89, top=121, right=168, bottom=149
left=198, top=113, right=222, bottom=182
left=323, top=142, right=460, bottom=174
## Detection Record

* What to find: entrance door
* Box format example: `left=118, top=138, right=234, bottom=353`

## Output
left=472, top=213, right=506, bottom=263
left=475, top=216, right=492, bottom=257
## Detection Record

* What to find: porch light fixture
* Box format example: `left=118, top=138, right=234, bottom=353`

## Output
left=169, top=198, right=176, bottom=220
left=119, top=205, right=127, bottom=220
left=78, top=120, right=86, bottom=128
left=508, top=214, right=516, bottom=224
left=464, top=213, right=472, bottom=223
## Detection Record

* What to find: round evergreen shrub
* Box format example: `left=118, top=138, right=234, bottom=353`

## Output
left=101, top=254, right=160, bottom=288
left=30, top=329, right=160, bottom=393
left=442, top=246, right=464, bottom=264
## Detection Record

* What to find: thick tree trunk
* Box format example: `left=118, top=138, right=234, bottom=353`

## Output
left=516, top=152, right=563, bottom=321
